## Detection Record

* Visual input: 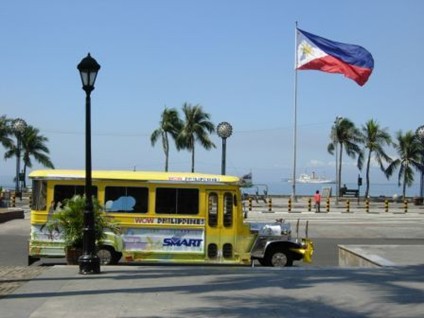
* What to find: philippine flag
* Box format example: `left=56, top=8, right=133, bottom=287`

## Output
left=296, top=29, right=374, bottom=86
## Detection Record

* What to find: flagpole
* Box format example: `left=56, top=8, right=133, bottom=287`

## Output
left=291, top=21, right=298, bottom=202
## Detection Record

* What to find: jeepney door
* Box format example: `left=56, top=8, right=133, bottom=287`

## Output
left=205, top=190, right=237, bottom=261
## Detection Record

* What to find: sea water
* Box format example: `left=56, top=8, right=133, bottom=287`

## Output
left=244, top=182, right=421, bottom=198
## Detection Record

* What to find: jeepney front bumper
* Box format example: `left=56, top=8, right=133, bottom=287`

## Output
left=290, top=238, right=314, bottom=263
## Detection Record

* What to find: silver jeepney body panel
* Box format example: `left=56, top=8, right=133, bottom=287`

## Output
left=249, top=222, right=294, bottom=259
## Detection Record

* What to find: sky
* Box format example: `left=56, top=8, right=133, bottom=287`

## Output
left=1, top=0, right=423, bottom=189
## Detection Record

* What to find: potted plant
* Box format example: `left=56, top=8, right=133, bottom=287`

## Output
left=47, top=195, right=119, bottom=265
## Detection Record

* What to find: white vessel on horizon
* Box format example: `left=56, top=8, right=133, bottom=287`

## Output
left=288, top=172, right=335, bottom=184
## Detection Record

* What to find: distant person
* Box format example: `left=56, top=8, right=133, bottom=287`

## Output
left=314, top=190, right=321, bottom=213
left=341, top=184, right=347, bottom=195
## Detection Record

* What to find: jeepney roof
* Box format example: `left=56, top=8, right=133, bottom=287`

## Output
left=29, top=169, right=240, bottom=184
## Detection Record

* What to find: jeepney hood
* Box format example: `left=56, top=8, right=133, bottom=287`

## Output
left=248, top=222, right=292, bottom=236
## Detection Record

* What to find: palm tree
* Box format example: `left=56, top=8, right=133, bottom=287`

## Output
left=150, top=107, right=183, bottom=172
left=4, top=125, right=54, bottom=188
left=327, top=117, right=362, bottom=195
left=357, top=119, right=393, bottom=198
left=0, top=115, right=13, bottom=187
left=385, top=130, right=424, bottom=198
left=177, top=103, right=215, bottom=172
left=0, top=115, right=13, bottom=150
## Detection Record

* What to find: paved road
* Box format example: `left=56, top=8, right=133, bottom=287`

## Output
left=1, top=209, right=424, bottom=267
left=0, top=218, right=30, bottom=266
left=2, top=265, right=424, bottom=318
left=0, top=196, right=423, bottom=317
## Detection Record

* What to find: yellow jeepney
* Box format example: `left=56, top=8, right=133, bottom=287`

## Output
left=28, top=170, right=313, bottom=266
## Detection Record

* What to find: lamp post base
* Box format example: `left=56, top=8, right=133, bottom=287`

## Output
left=78, top=254, right=100, bottom=275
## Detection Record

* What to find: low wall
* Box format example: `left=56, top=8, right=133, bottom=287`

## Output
left=0, top=209, right=25, bottom=223
left=338, top=245, right=396, bottom=268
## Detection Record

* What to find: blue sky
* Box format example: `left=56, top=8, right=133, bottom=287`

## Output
left=1, top=0, right=423, bottom=188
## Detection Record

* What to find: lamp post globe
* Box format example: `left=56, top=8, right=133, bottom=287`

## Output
left=217, top=122, right=233, bottom=139
left=13, top=118, right=27, bottom=134
left=77, top=53, right=101, bottom=274
left=12, top=118, right=27, bottom=198
left=217, top=122, right=233, bottom=175
left=416, top=125, right=424, bottom=142
left=416, top=125, right=424, bottom=198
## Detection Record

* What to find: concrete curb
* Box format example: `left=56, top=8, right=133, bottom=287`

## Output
left=0, top=209, right=25, bottom=223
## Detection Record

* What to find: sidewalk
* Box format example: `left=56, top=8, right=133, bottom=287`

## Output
left=0, top=264, right=423, bottom=318
left=1, top=196, right=423, bottom=317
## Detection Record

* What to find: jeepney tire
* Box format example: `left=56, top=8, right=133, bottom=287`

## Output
left=28, top=255, right=40, bottom=266
left=97, top=246, right=120, bottom=265
left=264, top=247, right=293, bottom=267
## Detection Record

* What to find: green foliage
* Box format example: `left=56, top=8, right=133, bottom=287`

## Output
left=327, top=117, right=361, bottom=191
left=47, top=195, right=120, bottom=249
left=177, top=103, right=216, bottom=172
left=358, top=119, right=393, bottom=198
left=385, top=130, right=424, bottom=198
left=150, top=103, right=216, bottom=173
left=150, top=107, right=183, bottom=172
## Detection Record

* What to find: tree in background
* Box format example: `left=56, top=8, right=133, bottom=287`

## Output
left=357, top=119, right=393, bottom=198
left=4, top=125, right=54, bottom=188
left=385, top=130, right=424, bottom=198
left=150, top=107, right=183, bottom=172
left=177, top=103, right=215, bottom=172
left=327, top=117, right=362, bottom=193
left=0, top=115, right=13, bottom=149
left=0, top=115, right=13, bottom=186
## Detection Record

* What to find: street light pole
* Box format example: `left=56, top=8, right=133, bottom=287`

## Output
left=217, top=122, right=233, bottom=175
left=416, top=125, right=424, bottom=198
left=77, top=53, right=101, bottom=274
left=12, top=118, right=27, bottom=199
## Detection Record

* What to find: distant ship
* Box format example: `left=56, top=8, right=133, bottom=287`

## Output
left=288, top=172, right=335, bottom=184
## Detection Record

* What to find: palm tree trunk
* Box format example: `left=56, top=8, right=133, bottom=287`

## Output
left=191, top=145, right=195, bottom=172
left=365, top=150, right=372, bottom=198
left=164, top=133, right=169, bottom=172
left=338, top=143, right=343, bottom=194
left=23, top=163, right=27, bottom=189
left=402, top=174, right=407, bottom=199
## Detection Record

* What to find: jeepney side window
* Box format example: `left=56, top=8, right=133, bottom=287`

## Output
left=53, top=185, right=97, bottom=210
left=223, top=192, right=233, bottom=227
left=155, top=188, right=199, bottom=215
left=208, top=192, right=218, bottom=227
left=104, top=186, right=148, bottom=213
left=31, top=180, right=47, bottom=211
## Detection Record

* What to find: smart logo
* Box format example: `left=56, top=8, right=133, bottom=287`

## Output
left=163, top=236, right=203, bottom=247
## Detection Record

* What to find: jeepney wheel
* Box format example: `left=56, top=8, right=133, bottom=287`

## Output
left=265, top=248, right=293, bottom=267
left=97, top=246, right=121, bottom=265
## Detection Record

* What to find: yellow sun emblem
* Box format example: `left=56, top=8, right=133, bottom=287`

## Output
left=300, top=42, right=313, bottom=57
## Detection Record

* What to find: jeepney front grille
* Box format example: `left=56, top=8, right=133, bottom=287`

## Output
left=223, top=243, right=232, bottom=258
left=208, top=243, right=218, bottom=258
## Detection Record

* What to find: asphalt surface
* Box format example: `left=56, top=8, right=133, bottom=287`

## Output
left=0, top=196, right=423, bottom=317
left=1, top=265, right=423, bottom=318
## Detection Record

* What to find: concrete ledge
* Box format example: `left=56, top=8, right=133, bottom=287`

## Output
left=0, top=209, right=24, bottom=223
left=338, top=245, right=424, bottom=268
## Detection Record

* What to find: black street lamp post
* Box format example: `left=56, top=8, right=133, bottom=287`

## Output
left=416, top=125, right=424, bottom=198
left=217, top=122, right=233, bottom=175
left=77, top=53, right=101, bottom=274
left=12, top=118, right=27, bottom=199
